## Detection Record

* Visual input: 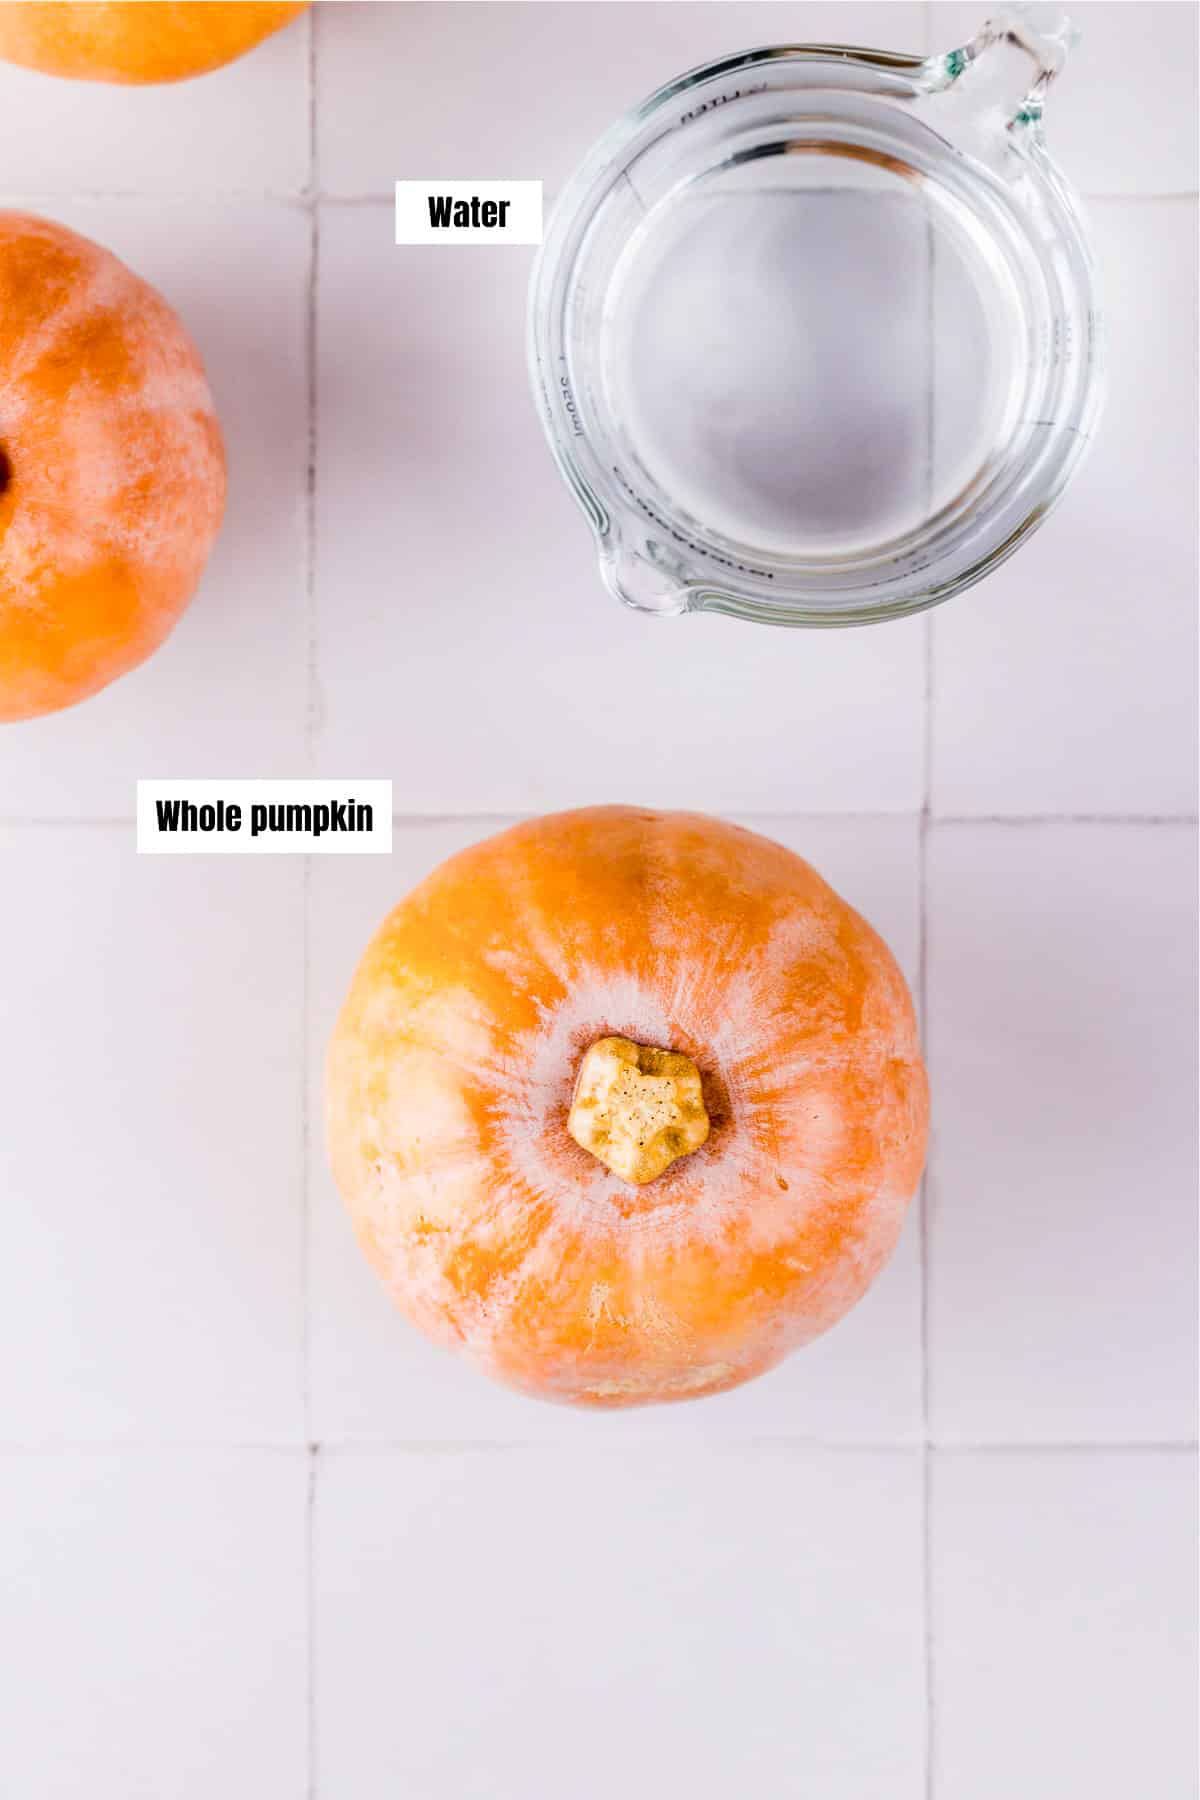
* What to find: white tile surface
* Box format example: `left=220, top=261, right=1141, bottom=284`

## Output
left=929, top=1, right=1200, bottom=197
left=317, top=2, right=930, bottom=196
left=0, top=1449, right=308, bottom=1800
left=314, top=1445, right=926, bottom=1799
left=931, top=200, right=1198, bottom=819
left=309, top=814, right=924, bottom=1444
left=0, top=7, right=1194, bottom=1798
left=933, top=1449, right=1198, bottom=1800
left=0, top=196, right=310, bottom=819
left=0, top=6, right=309, bottom=194
left=0, top=828, right=305, bottom=1445
left=313, top=206, right=927, bottom=812
left=927, top=822, right=1198, bottom=1444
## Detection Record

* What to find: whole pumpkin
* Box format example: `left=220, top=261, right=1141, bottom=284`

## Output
left=0, top=211, right=225, bottom=721
left=0, top=2, right=307, bottom=84
left=326, top=807, right=929, bottom=1409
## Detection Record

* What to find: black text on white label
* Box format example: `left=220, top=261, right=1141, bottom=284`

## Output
left=395, top=180, right=542, bottom=246
left=137, top=781, right=393, bottom=855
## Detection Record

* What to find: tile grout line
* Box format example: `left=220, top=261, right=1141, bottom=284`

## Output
left=922, top=812, right=1199, bottom=827
left=0, top=1436, right=1193, bottom=1457
left=303, top=11, right=319, bottom=1800
left=381, top=811, right=1199, bottom=827
left=923, top=1436, right=936, bottom=1800
left=313, top=187, right=1199, bottom=208
left=2, top=187, right=1195, bottom=206
left=919, top=655, right=936, bottom=1770
left=919, top=14, right=936, bottom=1781
left=3, top=812, right=1195, bottom=831
left=306, top=1443, right=319, bottom=1800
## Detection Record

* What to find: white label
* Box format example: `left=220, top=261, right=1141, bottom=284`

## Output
left=137, top=780, right=393, bottom=855
left=395, top=180, right=543, bottom=246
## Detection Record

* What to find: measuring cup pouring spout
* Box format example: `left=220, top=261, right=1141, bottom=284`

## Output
left=529, top=9, right=1102, bottom=629
left=602, top=545, right=692, bottom=618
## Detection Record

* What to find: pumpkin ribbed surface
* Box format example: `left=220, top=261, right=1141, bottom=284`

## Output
left=326, top=807, right=929, bottom=1408
left=0, top=211, right=225, bottom=720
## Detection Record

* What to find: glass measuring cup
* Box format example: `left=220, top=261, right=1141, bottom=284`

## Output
left=528, top=7, right=1103, bottom=627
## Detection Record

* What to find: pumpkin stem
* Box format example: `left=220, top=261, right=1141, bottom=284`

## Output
left=567, top=1036, right=710, bottom=1185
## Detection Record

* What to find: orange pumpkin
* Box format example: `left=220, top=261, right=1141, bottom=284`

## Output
left=326, top=807, right=929, bottom=1409
left=323, top=810, right=928, bottom=1411
left=0, top=2, right=308, bottom=84
left=0, top=211, right=225, bottom=721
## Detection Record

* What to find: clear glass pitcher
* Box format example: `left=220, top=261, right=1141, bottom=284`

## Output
left=528, top=7, right=1103, bottom=627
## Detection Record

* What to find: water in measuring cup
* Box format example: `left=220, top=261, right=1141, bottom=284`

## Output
left=605, top=179, right=1017, bottom=560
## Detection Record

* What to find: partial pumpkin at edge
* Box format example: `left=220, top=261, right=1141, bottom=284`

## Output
left=0, top=2, right=308, bottom=84
left=0, top=210, right=226, bottom=721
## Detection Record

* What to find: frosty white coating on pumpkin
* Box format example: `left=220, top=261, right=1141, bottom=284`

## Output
left=325, top=806, right=929, bottom=1410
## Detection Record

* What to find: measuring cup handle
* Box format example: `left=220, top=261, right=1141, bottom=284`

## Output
left=930, top=5, right=1078, bottom=136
